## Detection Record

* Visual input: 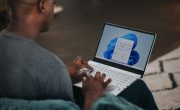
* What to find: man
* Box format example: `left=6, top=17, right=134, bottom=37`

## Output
left=0, top=0, right=158, bottom=110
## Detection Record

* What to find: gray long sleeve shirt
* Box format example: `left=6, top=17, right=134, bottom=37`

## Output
left=0, top=30, right=74, bottom=101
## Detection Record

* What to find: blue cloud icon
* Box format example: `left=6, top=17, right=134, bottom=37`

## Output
left=104, top=33, right=140, bottom=65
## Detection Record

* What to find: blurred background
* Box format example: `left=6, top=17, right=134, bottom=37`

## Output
left=40, top=0, right=180, bottom=64
left=0, top=0, right=180, bottom=109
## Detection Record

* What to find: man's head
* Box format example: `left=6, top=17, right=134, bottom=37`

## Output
left=7, top=0, right=56, bottom=32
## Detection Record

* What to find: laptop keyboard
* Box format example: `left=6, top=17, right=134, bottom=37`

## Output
left=88, top=61, right=139, bottom=94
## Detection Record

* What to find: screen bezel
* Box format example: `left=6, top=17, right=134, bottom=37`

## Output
left=93, top=22, right=156, bottom=77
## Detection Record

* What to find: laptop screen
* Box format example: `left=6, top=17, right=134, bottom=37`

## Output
left=95, top=23, right=156, bottom=71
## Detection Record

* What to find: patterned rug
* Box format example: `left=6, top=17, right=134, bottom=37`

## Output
left=144, top=47, right=180, bottom=110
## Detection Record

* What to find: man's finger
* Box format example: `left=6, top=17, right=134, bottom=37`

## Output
left=103, top=78, right=111, bottom=87
left=82, top=77, right=87, bottom=87
left=76, top=72, right=86, bottom=81
left=80, top=61, right=89, bottom=68
left=89, top=66, right=94, bottom=71
left=85, top=64, right=94, bottom=72
left=83, top=77, right=87, bottom=81
left=89, top=75, right=93, bottom=79
left=84, top=73, right=91, bottom=79
left=79, top=72, right=86, bottom=77
left=94, top=72, right=101, bottom=80
left=100, top=73, right=106, bottom=82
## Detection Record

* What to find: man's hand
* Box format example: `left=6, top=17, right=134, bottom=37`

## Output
left=83, top=72, right=111, bottom=110
left=68, top=57, right=93, bottom=84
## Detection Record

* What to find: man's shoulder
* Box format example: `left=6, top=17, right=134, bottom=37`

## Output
left=0, top=30, right=39, bottom=50
left=0, top=30, right=65, bottom=68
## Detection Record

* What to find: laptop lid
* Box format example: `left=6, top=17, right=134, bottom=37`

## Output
left=93, top=22, right=156, bottom=77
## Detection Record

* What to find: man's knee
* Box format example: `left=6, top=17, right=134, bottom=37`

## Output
left=119, top=79, right=152, bottom=99
left=118, top=79, right=157, bottom=109
left=135, top=79, right=148, bottom=89
left=133, top=80, right=158, bottom=110
left=133, top=79, right=153, bottom=97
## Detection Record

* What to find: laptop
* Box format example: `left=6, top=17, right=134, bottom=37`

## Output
left=74, top=22, right=156, bottom=95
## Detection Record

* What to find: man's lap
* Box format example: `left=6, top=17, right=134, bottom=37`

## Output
left=73, top=79, right=158, bottom=110
left=118, top=79, right=158, bottom=110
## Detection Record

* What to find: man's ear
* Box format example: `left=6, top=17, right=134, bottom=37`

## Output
left=37, top=0, right=46, bottom=13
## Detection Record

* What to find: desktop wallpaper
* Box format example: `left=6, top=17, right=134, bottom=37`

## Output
left=95, top=24, right=155, bottom=71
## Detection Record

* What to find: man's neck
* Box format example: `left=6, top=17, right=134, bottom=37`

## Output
left=7, top=16, right=41, bottom=41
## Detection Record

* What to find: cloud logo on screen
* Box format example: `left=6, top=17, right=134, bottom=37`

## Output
left=103, top=33, right=140, bottom=65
